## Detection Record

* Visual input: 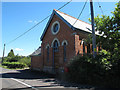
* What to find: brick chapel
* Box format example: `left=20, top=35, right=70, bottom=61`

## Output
left=30, top=9, right=100, bottom=74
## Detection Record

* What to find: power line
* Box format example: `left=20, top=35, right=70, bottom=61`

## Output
left=72, top=0, right=88, bottom=26
left=97, top=1, right=104, bottom=15
left=58, top=0, right=72, bottom=10
left=6, top=0, right=72, bottom=45
left=7, top=15, right=50, bottom=44
left=81, top=13, right=91, bottom=20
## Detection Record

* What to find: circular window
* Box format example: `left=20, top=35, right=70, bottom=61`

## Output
left=51, top=21, right=60, bottom=35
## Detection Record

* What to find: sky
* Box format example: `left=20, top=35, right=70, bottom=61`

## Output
left=1, top=0, right=119, bottom=57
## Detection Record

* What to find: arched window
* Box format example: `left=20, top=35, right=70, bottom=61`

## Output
left=62, top=40, right=68, bottom=62
left=63, top=43, right=67, bottom=62
left=53, top=40, right=59, bottom=52
left=83, top=42, right=85, bottom=53
left=51, top=38, right=60, bottom=48
left=47, top=46, right=49, bottom=62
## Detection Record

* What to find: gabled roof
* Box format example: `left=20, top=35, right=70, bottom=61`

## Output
left=40, top=9, right=101, bottom=41
left=30, top=46, right=41, bottom=56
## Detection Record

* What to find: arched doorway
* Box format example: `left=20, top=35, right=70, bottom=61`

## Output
left=52, top=40, right=60, bottom=72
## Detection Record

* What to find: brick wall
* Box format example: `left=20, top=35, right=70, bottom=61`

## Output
left=41, top=14, right=75, bottom=68
left=31, top=12, right=100, bottom=72
left=31, top=55, right=43, bottom=70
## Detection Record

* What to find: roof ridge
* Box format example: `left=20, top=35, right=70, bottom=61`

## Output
left=54, top=9, right=91, bottom=26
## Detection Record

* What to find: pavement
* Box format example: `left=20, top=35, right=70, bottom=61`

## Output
left=0, top=67, right=118, bottom=90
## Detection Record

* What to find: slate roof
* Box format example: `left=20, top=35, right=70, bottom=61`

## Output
left=30, top=46, right=41, bottom=56
left=40, top=9, right=102, bottom=41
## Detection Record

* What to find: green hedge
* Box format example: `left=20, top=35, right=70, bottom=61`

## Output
left=2, top=62, right=26, bottom=69
left=2, top=56, right=31, bottom=68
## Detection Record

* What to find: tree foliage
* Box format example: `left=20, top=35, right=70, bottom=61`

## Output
left=87, top=2, right=120, bottom=64
left=8, top=49, right=15, bottom=57
left=95, top=2, right=120, bottom=50
left=2, top=49, right=31, bottom=69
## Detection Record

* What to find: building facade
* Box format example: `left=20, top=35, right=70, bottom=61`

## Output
left=31, top=9, right=100, bottom=74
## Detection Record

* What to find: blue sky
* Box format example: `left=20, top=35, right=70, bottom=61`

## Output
left=1, top=1, right=118, bottom=57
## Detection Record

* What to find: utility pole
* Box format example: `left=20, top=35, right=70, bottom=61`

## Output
left=2, top=44, right=5, bottom=64
left=90, top=0, right=96, bottom=58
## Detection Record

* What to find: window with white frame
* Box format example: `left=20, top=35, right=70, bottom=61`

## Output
left=62, top=40, right=68, bottom=62
left=46, top=44, right=50, bottom=62
left=53, top=40, right=59, bottom=52
left=47, top=46, right=49, bottom=62
left=63, top=42, right=67, bottom=62
left=51, top=21, right=60, bottom=35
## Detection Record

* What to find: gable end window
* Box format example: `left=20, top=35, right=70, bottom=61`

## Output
left=51, top=21, right=60, bottom=35
left=63, top=43, right=67, bottom=62
left=62, top=40, right=68, bottom=62
left=46, top=44, right=50, bottom=62
left=47, top=47, right=49, bottom=62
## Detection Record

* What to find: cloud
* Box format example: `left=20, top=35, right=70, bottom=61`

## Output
left=28, top=20, right=38, bottom=23
left=34, top=21, right=38, bottom=23
left=15, top=48, right=24, bottom=51
left=28, top=20, right=33, bottom=23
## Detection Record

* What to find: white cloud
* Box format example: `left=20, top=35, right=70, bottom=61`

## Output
left=34, top=21, right=38, bottom=23
left=28, top=20, right=33, bottom=23
left=15, top=48, right=24, bottom=51
left=28, top=20, right=38, bottom=23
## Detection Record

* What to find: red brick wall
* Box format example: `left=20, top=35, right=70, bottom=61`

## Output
left=31, top=55, right=43, bottom=70
left=41, top=14, right=75, bottom=67
left=75, top=33, right=100, bottom=55
left=31, top=13, right=100, bottom=71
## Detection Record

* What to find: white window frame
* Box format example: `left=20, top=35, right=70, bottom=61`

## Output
left=51, top=21, right=60, bottom=35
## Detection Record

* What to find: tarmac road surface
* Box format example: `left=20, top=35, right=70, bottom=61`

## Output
left=0, top=67, right=117, bottom=90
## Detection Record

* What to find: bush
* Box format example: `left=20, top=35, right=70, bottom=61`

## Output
left=2, top=62, right=26, bottom=69
left=2, top=49, right=31, bottom=69
left=3, top=56, right=21, bottom=62
left=18, top=57, right=31, bottom=67
left=3, top=56, right=31, bottom=68
left=66, top=55, right=101, bottom=84
left=65, top=51, right=120, bottom=88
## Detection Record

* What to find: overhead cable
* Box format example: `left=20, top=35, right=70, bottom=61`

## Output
left=6, top=0, right=72, bottom=45
left=72, top=0, right=88, bottom=26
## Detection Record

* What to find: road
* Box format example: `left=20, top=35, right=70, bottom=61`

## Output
left=0, top=67, right=103, bottom=90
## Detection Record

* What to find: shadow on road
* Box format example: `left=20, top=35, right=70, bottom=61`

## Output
left=1, top=69, right=119, bottom=90
left=1, top=69, right=55, bottom=79
left=1, top=69, right=94, bottom=89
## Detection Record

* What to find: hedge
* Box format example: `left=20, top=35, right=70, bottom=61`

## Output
left=65, top=53, right=120, bottom=88
left=2, top=62, right=26, bottom=69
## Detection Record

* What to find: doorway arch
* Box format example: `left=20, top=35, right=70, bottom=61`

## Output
left=51, top=38, right=60, bottom=72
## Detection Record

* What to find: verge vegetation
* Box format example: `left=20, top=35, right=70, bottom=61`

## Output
left=1, top=49, right=31, bottom=69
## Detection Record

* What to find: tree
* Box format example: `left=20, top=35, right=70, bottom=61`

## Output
left=8, top=49, right=15, bottom=57
left=88, top=1, right=120, bottom=62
